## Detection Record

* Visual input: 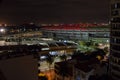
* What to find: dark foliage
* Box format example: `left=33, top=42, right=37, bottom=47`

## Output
left=39, top=76, right=48, bottom=80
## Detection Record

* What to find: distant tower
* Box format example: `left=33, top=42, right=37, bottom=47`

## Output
left=110, top=0, right=120, bottom=80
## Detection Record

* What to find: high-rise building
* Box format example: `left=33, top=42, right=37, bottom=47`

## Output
left=110, top=0, right=120, bottom=80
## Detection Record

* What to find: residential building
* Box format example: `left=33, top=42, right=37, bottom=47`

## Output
left=110, top=0, right=120, bottom=80
left=54, top=54, right=107, bottom=80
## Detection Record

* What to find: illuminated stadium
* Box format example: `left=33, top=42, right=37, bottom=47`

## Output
left=41, top=23, right=110, bottom=42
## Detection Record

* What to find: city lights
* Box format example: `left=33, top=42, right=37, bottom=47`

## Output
left=0, top=28, right=5, bottom=33
left=0, top=0, right=109, bottom=80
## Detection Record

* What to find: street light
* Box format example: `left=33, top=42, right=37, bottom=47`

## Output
left=0, top=28, right=5, bottom=33
left=0, top=28, right=6, bottom=45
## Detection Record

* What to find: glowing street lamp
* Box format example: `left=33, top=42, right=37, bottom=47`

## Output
left=0, top=28, right=5, bottom=33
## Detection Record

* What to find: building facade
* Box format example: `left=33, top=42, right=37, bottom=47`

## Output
left=41, top=23, right=109, bottom=42
left=110, top=0, right=120, bottom=80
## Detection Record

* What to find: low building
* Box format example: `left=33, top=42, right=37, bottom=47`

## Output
left=75, top=58, right=99, bottom=80
left=54, top=60, right=76, bottom=80
left=54, top=53, right=108, bottom=80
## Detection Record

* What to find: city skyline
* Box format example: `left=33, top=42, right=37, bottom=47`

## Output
left=0, top=0, right=109, bottom=25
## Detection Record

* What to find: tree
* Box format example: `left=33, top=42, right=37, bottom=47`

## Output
left=90, top=48, right=106, bottom=61
left=59, top=54, right=67, bottom=61
left=72, top=50, right=91, bottom=62
left=39, top=76, right=48, bottom=80
left=46, top=54, right=54, bottom=70
left=58, top=62, right=68, bottom=80
left=77, top=40, right=96, bottom=53
left=103, top=47, right=109, bottom=54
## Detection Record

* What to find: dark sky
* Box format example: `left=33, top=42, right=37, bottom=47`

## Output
left=0, top=0, right=109, bottom=25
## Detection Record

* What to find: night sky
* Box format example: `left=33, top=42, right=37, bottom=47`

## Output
left=0, top=0, right=109, bottom=25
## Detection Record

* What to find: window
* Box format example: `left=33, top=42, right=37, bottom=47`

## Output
left=112, top=17, right=120, bottom=23
left=111, top=10, right=119, bottom=16
left=112, top=51, right=120, bottom=58
left=111, top=31, right=120, bottom=37
left=111, top=24, right=120, bottom=29
left=111, top=3, right=120, bottom=9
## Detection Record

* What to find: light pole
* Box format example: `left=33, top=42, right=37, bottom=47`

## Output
left=0, top=28, right=6, bottom=46
left=0, top=28, right=5, bottom=33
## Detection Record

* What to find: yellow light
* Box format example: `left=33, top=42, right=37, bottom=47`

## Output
left=38, top=73, right=45, bottom=77
left=96, top=55, right=101, bottom=60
